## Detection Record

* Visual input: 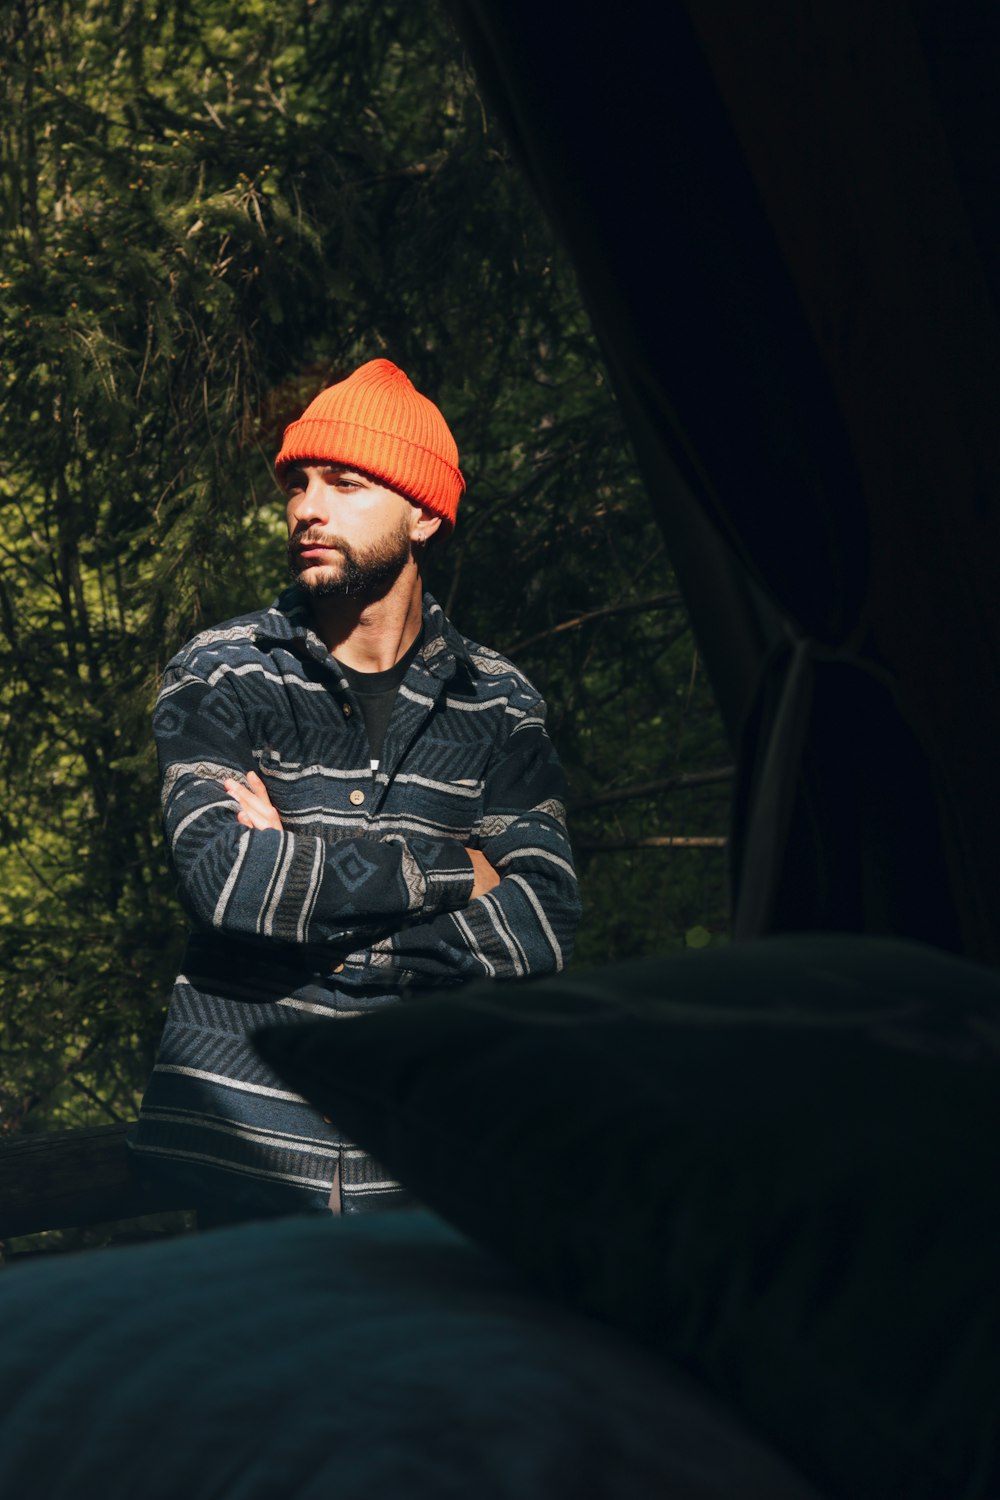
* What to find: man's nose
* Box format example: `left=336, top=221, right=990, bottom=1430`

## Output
left=288, top=475, right=331, bottom=528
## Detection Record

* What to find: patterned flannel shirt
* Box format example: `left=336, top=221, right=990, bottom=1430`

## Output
left=133, top=586, right=581, bottom=1213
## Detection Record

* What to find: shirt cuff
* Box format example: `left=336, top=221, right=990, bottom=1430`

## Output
left=421, top=841, right=476, bottom=915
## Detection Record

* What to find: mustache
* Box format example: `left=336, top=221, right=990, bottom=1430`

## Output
left=288, top=530, right=346, bottom=552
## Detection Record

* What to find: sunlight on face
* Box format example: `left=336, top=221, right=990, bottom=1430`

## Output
left=283, top=464, right=418, bottom=600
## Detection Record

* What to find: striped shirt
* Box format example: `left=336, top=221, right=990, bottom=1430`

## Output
left=133, top=587, right=581, bottom=1213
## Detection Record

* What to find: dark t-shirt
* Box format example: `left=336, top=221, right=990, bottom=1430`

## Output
left=335, top=630, right=423, bottom=769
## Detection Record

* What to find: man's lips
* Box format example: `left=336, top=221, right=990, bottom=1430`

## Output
left=294, top=542, right=339, bottom=559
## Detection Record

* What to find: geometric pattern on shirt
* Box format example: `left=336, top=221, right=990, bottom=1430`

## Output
left=133, top=587, right=582, bottom=1209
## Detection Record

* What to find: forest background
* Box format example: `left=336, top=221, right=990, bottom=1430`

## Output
left=0, top=0, right=731, bottom=1141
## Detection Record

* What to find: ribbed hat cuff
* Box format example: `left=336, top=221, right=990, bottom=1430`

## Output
left=276, top=416, right=463, bottom=532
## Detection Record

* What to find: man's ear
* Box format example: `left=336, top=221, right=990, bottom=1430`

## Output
left=411, top=508, right=443, bottom=546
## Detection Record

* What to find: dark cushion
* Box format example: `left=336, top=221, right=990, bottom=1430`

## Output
left=0, top=1210, right=819, bottom=1500
left=254, top=934, right=1000, bottom=1500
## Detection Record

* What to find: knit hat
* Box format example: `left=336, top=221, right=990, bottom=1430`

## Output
left=275, top=359, right=465, bottom=536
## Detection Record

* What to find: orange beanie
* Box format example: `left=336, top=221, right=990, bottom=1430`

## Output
left=275, top=359, right=465, bottom=536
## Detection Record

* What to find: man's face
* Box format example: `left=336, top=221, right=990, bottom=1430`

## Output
left=283, top=463, right=418, bottom=600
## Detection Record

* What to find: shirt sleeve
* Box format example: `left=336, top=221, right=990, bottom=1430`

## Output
left=355, top=695, right=582, bottom=985
left=155, top=665, right=475, bottom=948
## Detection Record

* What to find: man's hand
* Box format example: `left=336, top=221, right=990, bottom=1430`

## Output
left=466, top=847, right=501, bottom=900
left=223, top=771, right=283, bottom=831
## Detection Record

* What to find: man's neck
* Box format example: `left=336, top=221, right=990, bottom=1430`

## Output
left=306, top=568, right=424, bottom=672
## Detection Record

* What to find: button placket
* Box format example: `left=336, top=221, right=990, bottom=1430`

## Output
left=332, top=682, right=369, bottom=809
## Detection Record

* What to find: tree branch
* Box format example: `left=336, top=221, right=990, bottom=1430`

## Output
left=575, top=835, right=727, bottom=853
left=69, top=1075, right=126, bottom=1124
left=510, top=592, right=685, bottom=653
left=570, top=765, right=733, bottom=813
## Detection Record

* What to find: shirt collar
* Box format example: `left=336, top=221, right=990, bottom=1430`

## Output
left=253, top=585, right=477, bottom=683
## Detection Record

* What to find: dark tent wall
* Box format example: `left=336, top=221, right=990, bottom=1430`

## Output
left=449, top=1, right=1000, bottom=962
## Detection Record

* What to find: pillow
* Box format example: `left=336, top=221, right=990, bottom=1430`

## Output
left=0, top=1210, right=819, bottom=1500
left=254, top=934, right=1000, bottom=1500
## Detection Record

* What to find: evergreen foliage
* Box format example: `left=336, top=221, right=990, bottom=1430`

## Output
left=0, top=0, right=729, bottom=1136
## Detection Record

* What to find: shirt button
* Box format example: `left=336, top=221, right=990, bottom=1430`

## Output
left=349, top=788, right=365, bottom=806
left=343, top=703, right=352, bottom=717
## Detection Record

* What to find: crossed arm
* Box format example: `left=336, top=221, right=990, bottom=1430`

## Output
left=157, top=666, right=580, bottom=979
left=219, top=757, right=581, bottom=985
left=226, top=771, right=502, bottom=901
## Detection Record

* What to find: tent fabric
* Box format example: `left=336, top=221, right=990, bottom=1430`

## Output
left=448, top=0, right=1000, bottom=960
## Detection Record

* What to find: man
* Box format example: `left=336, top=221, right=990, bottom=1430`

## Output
left=132, top=359, right=581, bottom=1222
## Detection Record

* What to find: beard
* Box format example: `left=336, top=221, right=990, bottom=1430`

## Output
left=288, top=517, right=413, bottom=601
